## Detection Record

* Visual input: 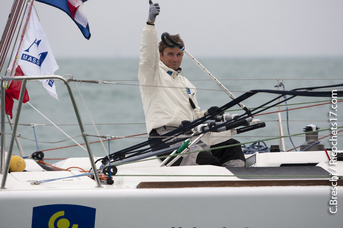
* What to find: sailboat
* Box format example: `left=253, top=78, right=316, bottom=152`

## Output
left=1, top=0, right=342, bottom=227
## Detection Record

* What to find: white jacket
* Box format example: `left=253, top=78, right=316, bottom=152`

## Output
left=138, top=25, right=205, bottom=134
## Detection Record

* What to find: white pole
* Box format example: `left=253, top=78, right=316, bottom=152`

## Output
left=276, top=78, right=286, bottom=152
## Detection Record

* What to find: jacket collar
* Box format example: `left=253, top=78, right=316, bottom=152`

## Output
left=159, top=61, right=182, bottom=79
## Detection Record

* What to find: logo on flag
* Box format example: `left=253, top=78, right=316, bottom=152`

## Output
left=21, top=39, right=48, bottom=67
left=36, top=0, right=91, bottom=39
left=9, top=7, right=59, bottom=100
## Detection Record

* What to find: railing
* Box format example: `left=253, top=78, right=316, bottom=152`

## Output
left=0, top=75, right=102, bottom=188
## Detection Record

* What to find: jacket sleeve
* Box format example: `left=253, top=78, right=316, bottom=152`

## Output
left=138, top=25, right=160, bottom=87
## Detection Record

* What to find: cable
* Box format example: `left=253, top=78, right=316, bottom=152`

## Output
left=279, top=82, right=297, bottom=151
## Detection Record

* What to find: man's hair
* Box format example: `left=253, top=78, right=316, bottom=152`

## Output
left=159, top=34, right=185, bottom=55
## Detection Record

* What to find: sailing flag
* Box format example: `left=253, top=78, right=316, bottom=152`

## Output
left=6, top=5, right=59, bottom=118
left=9, top=7, right=59, bottom=99
left=5, top=66, right=30, bottom=119
left=36, top=0, right=91, bottom=39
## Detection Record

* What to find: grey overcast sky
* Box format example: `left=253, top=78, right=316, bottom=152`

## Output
left=1, top=0, right=343, bottom=58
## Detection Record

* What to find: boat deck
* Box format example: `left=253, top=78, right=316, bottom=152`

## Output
left=2, top=150, right=342, bottom=191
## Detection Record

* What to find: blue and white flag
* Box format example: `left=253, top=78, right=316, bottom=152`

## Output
left=10, top=8, right=59, bottom=100
left=36, top=0, right=91, bottom=39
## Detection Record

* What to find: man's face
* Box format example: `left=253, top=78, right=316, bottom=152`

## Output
left=160, top=47, right=184, bottom=71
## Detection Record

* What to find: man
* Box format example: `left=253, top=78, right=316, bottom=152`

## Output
left=138, top=1, right=245, bottom=167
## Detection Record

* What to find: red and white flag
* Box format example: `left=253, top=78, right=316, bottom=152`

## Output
left=9, top=7, right=59, bottom=100
left=36, top=0, right=91, bottom=39
left=68, top=0, right=88, bottom=28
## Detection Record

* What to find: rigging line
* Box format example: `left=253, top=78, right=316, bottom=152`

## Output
left=0, top=0, right=26, bottom=73
left=286, top=129, right=343, bottom=152
left=40, top=132, right=147, bottom=152
left=252, top=88, right=343, bottom=97
left=115, top=174, right=333, bottom=178
left=190, top=78, right=343, bottom=81
left=68, top=79, right=244, bottom=93
left=5, top=0, right=28, bottom=77
left=69, top=78, right=343, bottom=83
left=68, top=79, right=343, bottom=94
left=8, top=0, right=33, bottom=76
left=251, top=94, right=297, bottom=117
left=264, top=99, right=343, bottom=110
left=230, top=99, right=342, bottom=112
left=279, top=82, right=297, bottom=151
left=27, top=102, right=87, bottom=151
left=73, top=81, right=107, bottom=155
left=0, top=0, right=17, bottom=68
left=14, top=118, right=341, bottom=127
left=255, top=99, right=343, bottom=117
left=146, top=131, right=343, bottom=140
left=12, top=122, right=145, bottom=127
left=247, top=84, right=343, bottom=118
left=291, top=83, right=343, bottom=92
left=112, top=81, right=241, bottom=93
left=18, top=135, right=83, bottom=144
left=134, top=83, right=245, bottom=93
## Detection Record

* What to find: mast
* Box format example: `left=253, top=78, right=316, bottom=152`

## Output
left=0, top=0, right=29, bottom=75
left=0, top=0, right=29, bottom=172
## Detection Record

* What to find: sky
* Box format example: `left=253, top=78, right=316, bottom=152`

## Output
left=1, top=0, right=343, bottom=58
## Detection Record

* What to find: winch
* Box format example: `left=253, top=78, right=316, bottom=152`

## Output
left=300, top=124, right=324, bottom=151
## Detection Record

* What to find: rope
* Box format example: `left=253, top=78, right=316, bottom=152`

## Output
left=19, top=134, right=83, bottom=144
left=106, top=137, right=113, bottom=180
left=242, top=141, right=270, bottom=154
left=31, top=172, right=93, bottom=185
left=32, top=125, right=40, bottom=151
left=69, top=79, right=246, bottom=93
left=40, top=132, right=147, bottom=152
left=114, top=174, right=335, bottom=178
left=301, top=141, right=321, bottom=151
left=73, top=81, right=107, bottom=155
left=8, top=0, right=33, bottom=76
left=279, top=81, right=297, bottom=151
left=0, top=0, right=27, bottom=72
left=27, top=102, right=87, bottom=151
left=37, top=160, right=88, bottom=174
left=228, top=99, right=343, bottom=112
left=68, top=78, right=343, bottom=83
left=255, top=99, right=343, bottom=117
left=66, top=78, right=343, bottom=95
left=286, top=128, right=343, bottom=152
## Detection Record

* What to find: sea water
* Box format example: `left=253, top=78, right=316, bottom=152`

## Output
left=3, top=57, right=343, bottom=160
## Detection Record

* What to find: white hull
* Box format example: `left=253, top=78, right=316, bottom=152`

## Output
left=1, top=150, right=342, bottom=227
left=1, top=185, right=340, bottom=228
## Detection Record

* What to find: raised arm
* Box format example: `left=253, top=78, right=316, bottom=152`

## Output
left=138, top=1, right=161, bottom=86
